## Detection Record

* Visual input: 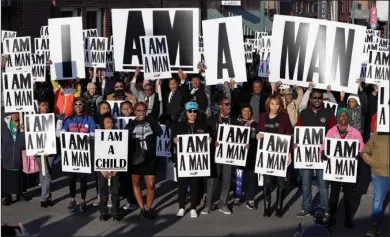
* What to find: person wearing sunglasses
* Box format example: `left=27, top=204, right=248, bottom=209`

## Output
left=62, top=98, right=96, bottom=213
left=171, top=101, right=210, bottom=218
left=298, top=82, right=337, bottom=113
left=125, top=102, right=162, bottom=219
left=295, top=89, right=337, bottom=219
left=107, top=81, right=137, bottom=105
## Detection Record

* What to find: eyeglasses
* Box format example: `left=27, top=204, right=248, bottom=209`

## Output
left=74, top=103, right=84, bottom=107
left=311, top=97, right=323, bottom=100
left=187, top=110, right=198, bottom=113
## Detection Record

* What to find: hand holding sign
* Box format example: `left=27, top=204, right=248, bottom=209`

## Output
left=256, top=133, right=264, bottom=140
left=174, top=137, right=179, bottom=144
left=340, top=91, right=345, bottom=100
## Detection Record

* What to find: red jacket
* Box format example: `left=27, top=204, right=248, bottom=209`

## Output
left=370, top=112, right=377, bottom=133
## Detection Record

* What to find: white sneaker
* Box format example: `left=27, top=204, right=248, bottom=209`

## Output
left=190, top=209, right=198, bottom=218
left=176, top=208, right=185, bottom=217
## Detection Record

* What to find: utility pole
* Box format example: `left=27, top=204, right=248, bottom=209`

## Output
left=260, top=0, right=265, bottom=31
left=351, top=1, right=355, bottom=24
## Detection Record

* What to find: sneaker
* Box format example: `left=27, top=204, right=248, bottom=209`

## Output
left=176, top=208, right=185, bottom=217
left=123, top=203, right=138, bottom=211
left=190, top=209, right=198, bottom=218
left=366, top=223, right=381, bottom=236
left=201, top=206, right=211, bottom=215
left=80, top=202, right=87, bottom=212
left=245, top=200, right=255, bottom=210
left=93, top=198, right=101, bottom=207
left=296, top=210, right=311, bottom=218
left=67, top=200, right=77, bottom=211
left=219, top=206, right=232, bottom=215
left=234, top=198, right=241, bottom=207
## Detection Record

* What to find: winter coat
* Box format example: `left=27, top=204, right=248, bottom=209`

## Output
left=1, top=116, right=26, bottom=170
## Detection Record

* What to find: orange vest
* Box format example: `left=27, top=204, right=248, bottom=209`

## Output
left=54, top=90, right=75, bottom=116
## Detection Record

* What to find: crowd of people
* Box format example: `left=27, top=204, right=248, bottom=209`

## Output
left=1, top=62, right=389, bottom=237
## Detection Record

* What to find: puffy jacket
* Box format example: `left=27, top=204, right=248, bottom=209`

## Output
left=1, top=116, right=26, bottom=170
left=52, top=80, right=81, bottom=117
left=363, top=132, right=390, bottom=177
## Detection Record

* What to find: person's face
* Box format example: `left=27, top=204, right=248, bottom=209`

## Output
left=88, top=87, right=96, bottom=96
left=144, top=85, right=153, bottom=97
left=135, top=104, right=146, bottom=121
left=11, top=113, right=19, bottom=121
left=186, top=109, right=197, bottom=121
left=219, top=99, right=231, bottom=115
left=285, top=94, right=293, bottom=104
left=338, top=112, right=349, bottom=126
left=74, top=101, right=84, bottom=114
left=39, top=102, right=49, bottom=113
left=104, top=117, right=114, bottom=129
left=100, top=70, right=106, bottom=80
left=253, top=82, right=262, bottom=95
left=310, top=92, right=323, bottom=109
left=348, top=99, right=358, bottom=109
left=88, top=69, right=93, bottom=77
left=114, top=83, right=124, bottom=91
left=100, top=103, right=110, bottom=115
left=241, top=107, right=252, bottom=120
left=121, top=103, right=133, bottom=116
left=269, top=99, right=280, bottom=114
left=169, top=80, right=178, bottom=92
left=192, top=78, right=201, bottom=89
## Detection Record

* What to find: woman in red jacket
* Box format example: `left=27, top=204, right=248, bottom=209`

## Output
left=257, top=94, right=293, bottom=218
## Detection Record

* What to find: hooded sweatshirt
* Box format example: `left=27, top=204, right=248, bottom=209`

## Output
left=339, top=89, right=367, bottom=135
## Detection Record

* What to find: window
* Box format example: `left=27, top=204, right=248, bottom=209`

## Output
left=357, top=3, right=362, bottom=10
left=60, top=8, right=78, bottom=17
left=86, top=9, right=102, bottom=36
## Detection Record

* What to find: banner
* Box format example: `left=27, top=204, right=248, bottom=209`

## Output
left=323, top=101, right=338, bottom=116
left=365, top=50, right=389, bottom=85
left=377, top=84, right=389, bottom=133
left=31, top=53, right=46, bottom=82
left=139, top=36, right=172, bottom=80
left=34, top=37, right=50, bottom=64
left=84, top=37, right=108, bottom=68
left=60, top=132, right=92, bottom=174
left=112, top=8, right=200, bottom=72
left=255, top=132, right=291, bottom=177
left=24, top=113, right=56, bottom=156
left=324, top=138, right=359, bottom=183
left=2, top=37, right=32, bottom=72
left=294, top=127, right=325, bottom=169
left=49, top=17, right=86, bottom=80
left=270, top=15, right=366, bottom=94
left=156, top=124, right=171, bottom=157
left=202, top=16, right=247, bottom=85
left=177, top=134, right=210, bottom=177
left=215, top=124, right=250, bottom=166
left=1, top=31, right=17, bottom=42
left=94, top=129, right=129, bottom=172
left=2, top=72, right=34, bottom=112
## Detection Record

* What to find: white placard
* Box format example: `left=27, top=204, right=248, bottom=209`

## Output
left=244, top=42, right=253, bottom=63
left=83, top=29, right=98, bottom=40
left=49, top=17, right=86, bottom=80
left=166, top=157, right=177, bottom=182
left=255, top=132, right=291, bottom=177
left=294, top=127, right=325, bottom=169
left=202, top=16, right=247, bottom=85
left=107, top=100, right=124, bottom=119
left=1, top=31, right=17, bottom=42
left=84, top=37, right=108, bottom=68
left=255, top=31, right=268, bottom=49
left=60, top=132, right=92, bottom=174
left=112, top=8, right=200, bottom=73
left=106, top=50, right=114, bottom=77
left=24, top=113, right=57, bottom=156
left=116, top=116, right=134, bottom=129
left=377, top=84, right=389, bottom=133
left=377, top=38, right=389, bottom=51
left=365, top=50, right=389, bottom=85
left=323, top=101, right=338, bottom=116
left=110, top=35, right=114, bottom=51
left=31, top=53, right=46, bottom=82
left=34, top=37, right=50, bottom=64
left=139, top=36, right=172, bottom=80
left=270, top=15, right=366, bottom=94
left=94, top=129, right=129, bottom=172
left=258, top=173, right=264, bottom=186
left=215, top=124, right=250, bottom=166
left=2, top=37, right=32, bottom=72
left=177, top=134, right=210, bottom=177
left=40, top=26, right=49, bottom=38
left=2, top=72, right=34, bottom=113
left=156, top=124, right=171, bottom=157
left=2, top=36, right=29, bottom=55
left=324, top=138, right=359, bottom=158
left=258, top=50, right=270, bottom=77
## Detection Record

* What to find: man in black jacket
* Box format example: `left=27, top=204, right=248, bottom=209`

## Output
left=242, top=80, right=269, bottom=122
left=201, top=97, right=238, bottom=215
left=162, top=78, right=188, bottom=123
left=189, top=77, right=209, bottom=115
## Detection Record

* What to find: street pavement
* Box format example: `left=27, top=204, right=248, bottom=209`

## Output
left=2, top=161, right=388, bottom=237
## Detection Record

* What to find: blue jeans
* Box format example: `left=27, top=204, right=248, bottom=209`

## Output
left=371, top=173, right=390, bottom=223
left=301, top=169, right=329, bottom=212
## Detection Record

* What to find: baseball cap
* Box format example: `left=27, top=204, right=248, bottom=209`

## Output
left=185, top=101, right=199, bottom=111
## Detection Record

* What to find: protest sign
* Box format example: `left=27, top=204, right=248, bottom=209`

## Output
left=2, top=72, right=34, bottom=112
left=139, top=36, right=172, bottom=80
left=377, top=38, right=389, bottom=51
left=116, top=116, right=134, bottom=129
left=255, top=132, right=291, bottom=177
left=83, top=29, right=98, bottom=40
left=24, top=113, right=56, bottom=156
left=49, top=17, right=85, bottom=80
left=106, top=50, right=114, bottom=77
left=84, top=37, right=108, bottom=68
left=60, top=132, right=92, bottom=174
left=40, top=26, right=49, bottom=38
left=377, top=84, right=389, bottom=133
left=156, top=125, right=171, bottom=157
left=258, top=36, right=271, bottom=51
left=31, top=53, right=46, bottom=82
left=254, top=31, right=268, bottom=49
left=112, top=8, right=199, bottom=72
left=324, top=138, right=359, bottom=183
left=2, top=37, right=32, bottom=72
left=34, top=37, right=50, bottom=63
left=110, top=35, right=114, bottom=51
left=244, top=42, right=253, bottom=63
left=1, top=31, right=17, bottom=42
left=294, top=127, right=325, bottom=169
left=107, top=100, right=125, bottom=127
left=258, top=50, right=270, bottom=77
left=215, top=124, right=250, bottom=167
left=366, top=29, right=381, bottom=38
left=199, top=36, right=206, bottom=65
left=94, top=129, right=129, bottom=172
left=323, top=101, right=338, bottom=116
left=365, top=50, right=389, bottom=85
left=360, top=63, right=367, bottom=81
left=203, top=16, right=247, bottom=85
left=177, top=134, right=210, bottom=177
left=270, top=15, right=366, bottom=94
